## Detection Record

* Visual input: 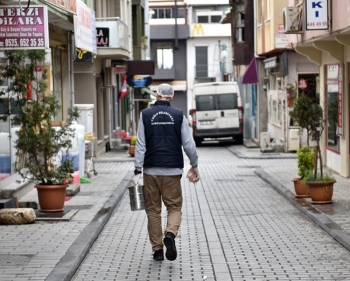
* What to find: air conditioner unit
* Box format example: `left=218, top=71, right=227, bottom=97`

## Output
left=282, top=6, right=303, bottom=34
left=104, top=67, right=116, bottom=87
left=288, top=128, right=300, bottom=152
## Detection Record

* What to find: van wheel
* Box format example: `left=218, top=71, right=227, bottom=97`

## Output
left=194, top=137, right=202, bottom=146
left=235, top=134, right=244, bottom=144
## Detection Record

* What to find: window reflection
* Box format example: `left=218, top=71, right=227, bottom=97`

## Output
left=327, top=91, right=339, bottom=150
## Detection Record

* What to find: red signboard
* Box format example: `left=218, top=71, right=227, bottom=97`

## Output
left=0, top=6, right=49, bottom=49
left=298, top=78, right=308, bottom=90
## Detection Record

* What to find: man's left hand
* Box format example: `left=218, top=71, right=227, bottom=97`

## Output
left=132, top=174, right=141, bottom=185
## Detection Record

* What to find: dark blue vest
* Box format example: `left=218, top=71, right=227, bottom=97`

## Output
left=142, top=100, right=184, bottom=168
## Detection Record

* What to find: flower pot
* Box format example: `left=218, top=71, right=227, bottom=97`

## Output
left=292, top=178, right=310, bottom=198
left=306, top=180, right=336, bottom=204
left=129, top=146, right=135, bottom=157
left=35, top=184, right=68, bottom=212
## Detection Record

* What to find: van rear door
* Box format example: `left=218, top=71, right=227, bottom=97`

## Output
left=215, top=86, right=239, bottom=130
left=195, top=85, right=239, bottom=135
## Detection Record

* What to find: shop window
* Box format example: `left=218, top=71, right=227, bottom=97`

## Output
left=270, top=99, right=282, bottom=126
left=196, top=11, right=223, bottom=24
left=195, top=46, right=208, bottom=78
left=155, top=42, right=173, bottom=69
left=326, top=64, right=342, bottom=152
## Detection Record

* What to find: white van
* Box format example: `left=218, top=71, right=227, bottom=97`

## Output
left=190, top=82, right=243, bottom=145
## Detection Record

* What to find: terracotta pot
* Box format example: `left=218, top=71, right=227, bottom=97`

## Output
left=129, top=146, right=135, bottom=157
left=306, top=180, right=336, bottom=204
left=35, top=184, right=68, bottom=212
left=292, top=178, right=310, bottom=198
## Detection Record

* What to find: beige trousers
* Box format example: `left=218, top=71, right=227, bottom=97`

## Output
left=143, top=173, right=183, bottom=251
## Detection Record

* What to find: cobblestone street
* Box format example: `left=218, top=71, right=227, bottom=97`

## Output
left=70, top=146, right=350, bottom=281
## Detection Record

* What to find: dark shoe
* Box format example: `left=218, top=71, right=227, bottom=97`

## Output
left=153, top=249, right=164, bottom=261
left=164, top=232, right=177, bottom=261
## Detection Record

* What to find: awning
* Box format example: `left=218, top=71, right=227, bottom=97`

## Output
left=242, top=57, right=258, bottom=84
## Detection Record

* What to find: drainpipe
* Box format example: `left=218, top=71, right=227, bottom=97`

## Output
left=145, top=0, right=150, bottom=59
left=68, top=31, right=75, bottom=109
left=174, top=0, right=178, bottom=50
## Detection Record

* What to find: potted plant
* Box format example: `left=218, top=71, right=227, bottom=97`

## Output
left=0, top=50, right=79, bottom=212
left=129, top=136, right=137, bottom=157
left=289, top=93, right=336, bottom=204
left=292, top=146, right=314, bottom=198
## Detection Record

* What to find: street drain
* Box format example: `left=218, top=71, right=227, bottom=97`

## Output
left=0, top=254, right=34, bottom=266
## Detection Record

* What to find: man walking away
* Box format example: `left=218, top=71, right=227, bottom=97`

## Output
left=132, top=83, right=199, bottom=261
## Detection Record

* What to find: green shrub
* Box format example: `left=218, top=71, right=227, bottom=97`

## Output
left=297, top=146, right=315, bottom=180
left=130, top=136, right=137, bottom=146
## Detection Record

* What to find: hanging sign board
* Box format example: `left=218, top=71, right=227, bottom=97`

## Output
left=298, top=78, right=308, bottom=90
left=0, top=5, right=49, bottom=49
left=127, top=75, right=153, bottom=88
left=306, top=0, right=329, bottom=30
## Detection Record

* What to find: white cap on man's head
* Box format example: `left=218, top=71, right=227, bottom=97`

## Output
left=157, top=83, right=174, bottom=97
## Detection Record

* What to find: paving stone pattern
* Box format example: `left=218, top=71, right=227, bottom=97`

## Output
left=72, top=147, right=350, bottom=281
left=0, top=162, right=132, bottom=281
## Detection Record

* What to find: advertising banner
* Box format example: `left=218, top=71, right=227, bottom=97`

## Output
left=74, top=0, right=97, bottom=54
left=0, top=5, right=49, bottom=49
left=42, top=0, right=77, bottom=14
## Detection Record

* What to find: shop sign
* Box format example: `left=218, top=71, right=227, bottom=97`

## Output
left=96, top=27, right=109, bottom=47
left=0, top=5, right=49, bottom=49
left=275, top=34, right=291, bottom=49
left=127, top=75, right=152, bottom=88
left=264, top=57, right=277, bottom=69
left=298, top=78, right=308, bottom=90
left=42, top=0, right=77, bottom=14
left=74, top=0, right=97, bottom=54
left=191, top=24, right=204, bottom=35
left=306, top=0, right=328, bottom=30
left=74, top=48, right=93, bottom=62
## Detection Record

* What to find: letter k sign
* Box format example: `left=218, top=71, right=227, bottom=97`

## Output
left=312, top=1, right=323, bottom=17
left=312, top=2, right=323, bottom=9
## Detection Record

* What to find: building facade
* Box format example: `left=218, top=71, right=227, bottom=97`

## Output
left=287, top=0, right=350, bottom=177
left=148, top=0, right=189, bottom=117
left=74, top=0, right=133, bottom=156
left=185, top=0, right=233, bottom=116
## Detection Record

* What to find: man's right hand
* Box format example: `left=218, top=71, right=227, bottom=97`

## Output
left=187, top=167, right=200, bottom=183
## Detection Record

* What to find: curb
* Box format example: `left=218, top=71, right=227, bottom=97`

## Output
left=227, top=146, right=297, bottom=159
left=46, top=171, right=133, bottom=281
left=255, top=168, right=350, bottom=252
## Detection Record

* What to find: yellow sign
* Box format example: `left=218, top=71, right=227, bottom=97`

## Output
left=191, top=24, right=204, bottom=35
left=76, top=48, right=87, bottom=59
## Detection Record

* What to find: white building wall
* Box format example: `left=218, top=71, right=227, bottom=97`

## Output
left=186, top=36, right=232, bottom=112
